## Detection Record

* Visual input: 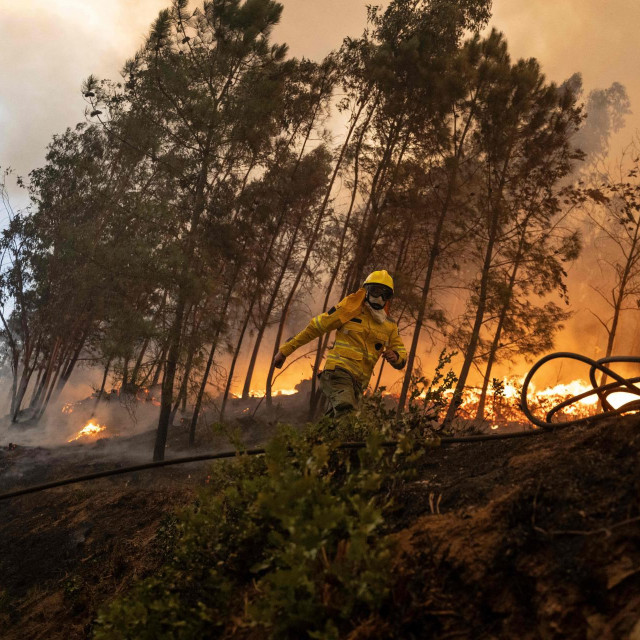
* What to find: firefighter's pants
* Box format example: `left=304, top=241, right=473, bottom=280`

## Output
left=319, top=367, right=363, bottom=418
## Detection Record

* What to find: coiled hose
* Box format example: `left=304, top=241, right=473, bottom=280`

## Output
left=520, top=352, right=640, bottom=428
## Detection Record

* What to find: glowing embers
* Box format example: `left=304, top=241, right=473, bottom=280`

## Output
left=68, top=419, right=107, bottom=442
left=531, top=380, right=598, bottom=414
left=442, top=377, right=601, bottom=425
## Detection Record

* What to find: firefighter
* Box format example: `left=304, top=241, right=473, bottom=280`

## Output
left=273, top=270, right=407, bottom=417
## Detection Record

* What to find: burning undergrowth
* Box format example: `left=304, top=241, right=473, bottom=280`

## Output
left=0, top=387, right=163, bottom=450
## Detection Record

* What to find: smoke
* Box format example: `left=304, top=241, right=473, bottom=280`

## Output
left=1, top=0, right=640, bottom=416
left=562, top=73, right=632, bottom=166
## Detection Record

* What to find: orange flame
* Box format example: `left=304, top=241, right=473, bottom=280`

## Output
left=439, top=377, right=604, bottom=425
left=68, top=419, right=107, bottom=442
left=240, top=388, right=299, bottom=398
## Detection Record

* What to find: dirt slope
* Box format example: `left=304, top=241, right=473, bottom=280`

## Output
left=1, top=415, right=639, bottom=639
left=387, top=416, right=640, bottom=639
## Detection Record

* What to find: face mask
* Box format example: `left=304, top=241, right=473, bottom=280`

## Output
left=366, top=293, right=385, bottom=310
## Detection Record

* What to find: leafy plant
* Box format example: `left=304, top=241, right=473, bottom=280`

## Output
left=94, top=424, right=422, bottom=639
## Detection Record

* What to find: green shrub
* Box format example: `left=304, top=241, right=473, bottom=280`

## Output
left=94, top=427, right=417, bottom=639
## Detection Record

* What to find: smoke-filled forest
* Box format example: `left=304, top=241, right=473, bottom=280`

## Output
left=1, top=1, right=639, bottom=638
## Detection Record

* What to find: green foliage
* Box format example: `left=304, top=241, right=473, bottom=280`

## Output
left=395, top=350, right=459, bottom=435
left=94, top=424, right=422, bottom=639
left=63, top=575, right=85, bottom=602
left=153, top=514, right=181, bottom=561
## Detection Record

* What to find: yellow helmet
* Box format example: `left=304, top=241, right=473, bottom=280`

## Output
left=363, top=270, right=394, bottom=293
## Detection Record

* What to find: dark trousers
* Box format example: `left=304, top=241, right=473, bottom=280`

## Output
left=319, top=368, right=363, bottom=418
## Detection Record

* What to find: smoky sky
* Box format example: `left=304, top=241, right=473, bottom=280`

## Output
left=2, top=0, right=638, bottom=183
left=1, top=0, right=639, bottom=388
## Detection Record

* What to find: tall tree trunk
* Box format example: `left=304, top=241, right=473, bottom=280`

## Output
left=238, top=84, right=344, bottom=401
left=598, top=220, right=640, bottom=392
left=396, top=196, right=453, bottom=416
left=10, top=342, right=38, bottom=422
left=52, top=324, right=91, bottom=402
left=396, top=94, right=482, bottom=416
left=150, top=338, right=170, bottom=388
left=308, top=98, right=376, bottom=418
left=31, top=337, right=62, bottom=419
left=220, top=303, right=254, bottom=420
left=348, top=117, right=405, bottom=290
left=307, top=207, right=355, bottom=416
left=170, top=311, right=200, bottom=426
left=29, top=358, right=46, bottom=408
left=264, top=110, right=372, bottom=407
left=443, top=149, right=513, bottom=426
left=241, top=215, right=305, bottom=399
left=154, top=137, right=213, bottom=460
left=475, top=216, right=533, bottom=420
left=221, top=193, right=294, bottom=407
left=95, top=356, right=112, bottom=409
left=154, top=292, right=188, bottom=460
left=188, top=280, right=237, bottom=445
left=37, top=345, right=66, bottom=420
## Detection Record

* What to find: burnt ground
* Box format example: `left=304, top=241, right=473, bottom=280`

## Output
left=0, top=414, right=639, bottom=639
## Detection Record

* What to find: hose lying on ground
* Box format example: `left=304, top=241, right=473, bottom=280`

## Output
left=520, top=352, right=640, bottom=428
left=4, top=351, right=639, bottom=502
left=0, top=432, right=542, bottom=501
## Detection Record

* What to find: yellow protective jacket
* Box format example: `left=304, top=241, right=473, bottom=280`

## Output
left=278, top=289, right=407, bottom=387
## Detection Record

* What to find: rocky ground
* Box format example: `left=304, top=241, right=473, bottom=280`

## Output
left=0, top=412, right=639, bottom=639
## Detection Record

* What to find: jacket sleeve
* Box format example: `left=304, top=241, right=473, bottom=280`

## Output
left=279, top=308, right=343, bottom=357
left=389, top=323, right=407, bottom=370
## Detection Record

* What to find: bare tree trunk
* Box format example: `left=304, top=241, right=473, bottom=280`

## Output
left=154, top=292, right=188, bottom=461
left=52, top=325, right=90, bottom=403
left=220, top=304, right=253, bottom=420
left=443, top=150, right=512, bottom=426
left=308, top=98, right=375, bottom=418
left=189, top=281, right=237, bottom=445
left=598, top=220, right=640, bottom=392
left=170, top=315, right=200, bottom=426
left=131, top=292, right=168, bottom=386
left=30, top=337, right=62, bottom=420
left=347, top=118, right=404, bottom=291
left=95, top=356, right=112, bottom=409
left=241, top=215, right=305, bottom=399
left=396, top=93, right=482, bottom=416
left=37, top=344, right=66, bottom=420
left=264, top=115, right=370, bottom=406
left=475, top=218, right=533, bottom=420
left=130, top=338, right=152, bottom=386
left=396, top=197, right=452, bottom=416
left=29, top=358, right=46, bottom=408
left=10, top=345, right=38, bottom=422
left=150, top=339, right=169, bottom=388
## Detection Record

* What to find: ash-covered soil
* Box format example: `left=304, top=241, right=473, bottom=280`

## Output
left=1, top=414, right=639, bottom=639
left=389, top=415, right=640, bottom=639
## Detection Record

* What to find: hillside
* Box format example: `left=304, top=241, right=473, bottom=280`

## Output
left=1, top=415, right=639, bottom=639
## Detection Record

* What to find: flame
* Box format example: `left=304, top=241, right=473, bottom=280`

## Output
left=605, top=390, right=640, bottom=410
left=62, top=403, right=75, bottom=414
left=68, top=419, right=107, bottom=442
left=240, top=388, right=299, bottom=398
left=434, top=377, right=606, bottom=425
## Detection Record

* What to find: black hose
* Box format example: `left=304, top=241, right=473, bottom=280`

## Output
left=520, top=352, right=640, bottom=429
left=9, top=349, right=636, bottom=502
left=0, top=432, right=546, bottom=501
